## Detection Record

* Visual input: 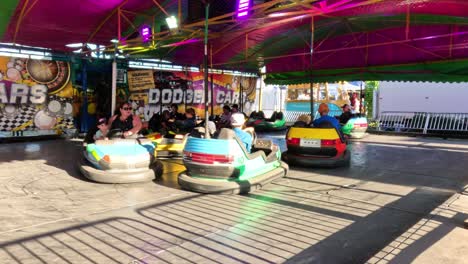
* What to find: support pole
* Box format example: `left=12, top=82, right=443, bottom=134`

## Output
left=309, top=16, right=315, bottom=121
left=279, top=86, right=283, bottom=112
left=111, top=61, right=117, bottom=116
left=240, top=81, right=243, bottom=113
left=210, top=44, right=214, bottom=117
left=259, top=66, right=265, bottom=111
left=81, top=60, right=89, bottom=132
left=111, top=42, right=118, bottom=117
left=360, top=81, right=363, bottom=114
left=203, top=2, right=210, bottom=139
left=210, top=74, right=214, bottom=117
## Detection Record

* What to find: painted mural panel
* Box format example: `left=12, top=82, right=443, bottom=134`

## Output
left=124, top=70, right=257, bottom=121
left=0, top=56, right=75, bottom=136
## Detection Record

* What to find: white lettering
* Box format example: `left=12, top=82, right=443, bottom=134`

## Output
left=224, top=91, right=232, bottom=104
left=185, top=90, right=193, bottom=104
left=173, top=89, right=183, bottom=104
left=10, top=84, right=29, bottom=104
left=29, top=85, right=47, bottom=104
left=0, top=83, right=8, bottom=103
left=193, top=90, right=203, bottom=104
left=161, top=89, right=172, bottom=104
left=232, top=92, right=240, bottom=104
left=216, top=91, right=225, bottom=104
left=148, top=89, right=160, bottom=104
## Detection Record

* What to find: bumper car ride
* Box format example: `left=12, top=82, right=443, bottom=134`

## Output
left=178, top=128, right=288, bottom=194
left=246, top=111, right=287, bottom=132
left=283, top=127, right=350, bottom=167
left=342, top=117, right=368, bottom=139
left=79, top=138, right=157, bottom=183
left=146, top=132, right=186, bottom=158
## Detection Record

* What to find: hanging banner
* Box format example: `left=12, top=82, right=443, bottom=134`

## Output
left=0, top=56, right=75, bottom=136
left=126, top=70, right=257, bottom=121
left=128, top=70, right=154, bottom=91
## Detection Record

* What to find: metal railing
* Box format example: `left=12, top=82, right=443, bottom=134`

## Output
left=377, top=112, right=468, bottom=134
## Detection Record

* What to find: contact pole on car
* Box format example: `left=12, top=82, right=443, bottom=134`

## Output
left=309, top=16, right=314, bottom=122
left=203, top=0, right=210, bottom=139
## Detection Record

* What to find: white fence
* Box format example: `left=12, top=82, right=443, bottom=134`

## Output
left=377, top=112, right=468, bottom=134
left=283, top=110, right=343, bottom=124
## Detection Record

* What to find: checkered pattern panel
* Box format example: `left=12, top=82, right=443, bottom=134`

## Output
left=0, top=105, right=37, bottom=131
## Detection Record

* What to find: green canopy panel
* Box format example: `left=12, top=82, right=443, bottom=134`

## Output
left=0, top=0, right=20, bottom=38
left=265, top=59, right=468, bottom=84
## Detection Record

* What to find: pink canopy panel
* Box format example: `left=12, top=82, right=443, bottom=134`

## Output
left=1, top=0, right=467, bottom=82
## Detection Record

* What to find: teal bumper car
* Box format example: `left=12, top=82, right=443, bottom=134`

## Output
left=79, top=130, right=157, bottom=183
left=178, top=128, right=288, bottom=194
left=341, top=116, right=368, bottom=139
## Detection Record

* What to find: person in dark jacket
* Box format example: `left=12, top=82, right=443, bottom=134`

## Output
left=108, top=102, right=142, bottom=138
left=339, top=104, right=353, bottom=124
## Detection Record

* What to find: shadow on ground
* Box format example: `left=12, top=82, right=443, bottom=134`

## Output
left=0, top=137, right=467, bottom=263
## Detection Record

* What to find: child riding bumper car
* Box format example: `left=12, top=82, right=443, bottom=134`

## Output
left=79, top=129, right=157, bottom=183
left=246, top=111, right=287, bottom=132
left=178, top=126, right=289, bottom=194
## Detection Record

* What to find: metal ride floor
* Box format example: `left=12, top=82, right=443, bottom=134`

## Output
left=0, top=135, right=467, bottom=263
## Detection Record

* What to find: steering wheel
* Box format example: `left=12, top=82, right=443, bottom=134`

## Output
left=107, top=128, right=125, bottom=139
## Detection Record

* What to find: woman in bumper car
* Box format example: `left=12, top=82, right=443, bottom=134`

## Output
left=108, top=102, right=142, bottom=138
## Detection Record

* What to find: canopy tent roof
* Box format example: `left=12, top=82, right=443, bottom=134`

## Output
left=1, top=0, right=467, bottom=83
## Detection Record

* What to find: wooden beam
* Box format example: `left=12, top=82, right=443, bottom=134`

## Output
left=87, top=0, right=129, bottom=43
left=121, top=9, right=152, bottom=17
left=120, top=11, right=137, bottom=31
left=23, top=0, right=39, bottom=18
left=326, top=0, right=354, bottom=11
left=151, top=0, right=169, bottom=16
left=178, top=0, right=182, bottom=26
left=245, top=34, right=248, bottom=60
left=182, top=0, right=298, bottom=29
left=213, top=14, right=315, bottom=56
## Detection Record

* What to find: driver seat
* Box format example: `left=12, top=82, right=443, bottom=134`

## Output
left=315, top=121, right=346, bottom=143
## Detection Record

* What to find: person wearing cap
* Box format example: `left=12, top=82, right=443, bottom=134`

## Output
left=94, top=117, right=109, bottom=140
left=312, top=103, right=341, bottom=131
left=230, top=113, right=253, bottom=152
left=339, top=104, right=353, bottom=124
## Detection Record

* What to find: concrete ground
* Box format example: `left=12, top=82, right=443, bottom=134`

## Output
left=0, top=134, right=467, bottom=264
